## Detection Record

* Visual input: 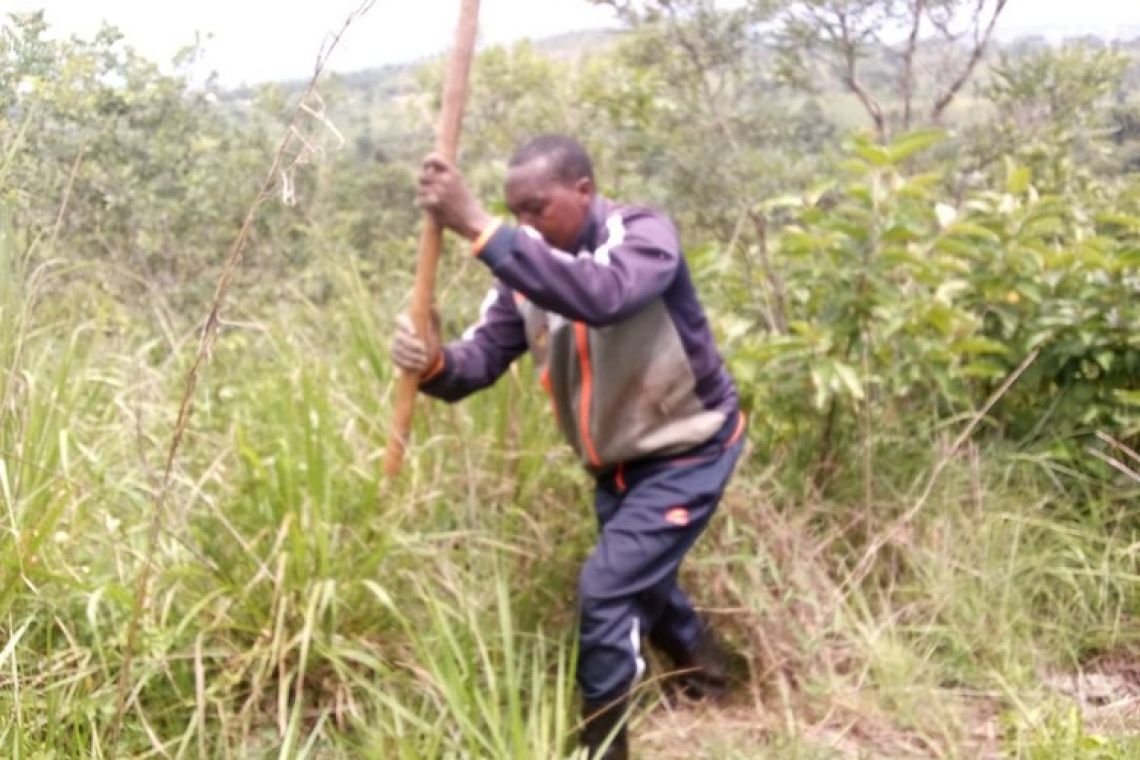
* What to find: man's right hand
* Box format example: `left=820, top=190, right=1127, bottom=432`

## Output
left=417, top=153, right=495, bottom=241
left=391, top=312, right=441, bottom=376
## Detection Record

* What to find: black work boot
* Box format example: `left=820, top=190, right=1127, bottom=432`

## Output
left=650, top=620, right=741, bottom=702
left=580, top=697, right=629, bottom=760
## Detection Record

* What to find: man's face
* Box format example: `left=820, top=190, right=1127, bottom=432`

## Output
left=504, top=156, right=593, bottom=252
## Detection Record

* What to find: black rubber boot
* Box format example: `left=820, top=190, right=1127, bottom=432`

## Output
left=580, top=697, right=629, bottom=760
left=650, top=620, right=740, bottom=702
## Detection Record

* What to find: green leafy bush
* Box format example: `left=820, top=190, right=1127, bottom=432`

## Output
left=728, top=130, right=1140, bottom=478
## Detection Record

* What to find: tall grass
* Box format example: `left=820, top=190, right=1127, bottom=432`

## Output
left=0, top=229, right=593, bottom=756
left=3, top=222, right=1140, bottom=757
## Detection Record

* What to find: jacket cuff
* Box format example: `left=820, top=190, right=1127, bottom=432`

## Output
left=474, top=224, right=516, bottom=270
left=419, top=349, right=446, bottom=384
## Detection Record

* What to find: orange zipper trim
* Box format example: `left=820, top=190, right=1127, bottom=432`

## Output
left=420, top=352, right=446, bottom=382
left=573, top=322, right=603, bottom=467
left=539, top=363, right=561, bottom=426
left=724, top=410, right=747, bottom=449
left=470, top=218, right=503, bottom=255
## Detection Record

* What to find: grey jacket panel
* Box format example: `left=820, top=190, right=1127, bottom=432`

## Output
left=586, top=300, right=727, bottom=465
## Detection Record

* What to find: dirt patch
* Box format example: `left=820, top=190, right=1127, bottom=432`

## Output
left=1044, top=657, right=1140, bottom=737
left=636, top=700, right=773, bottom=759
left=633, top=688, right=1004, bottom=759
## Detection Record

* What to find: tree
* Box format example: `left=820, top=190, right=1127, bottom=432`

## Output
left=975, top=43, right=1132, bottom=182
left=1, top=12, right=285, bottom=310
left=776, top=0, right=1008, bottom=139
left=586, top=1, right=839, bottom=332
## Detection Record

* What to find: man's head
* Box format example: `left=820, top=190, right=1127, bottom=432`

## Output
left=505, top=134, right=595, bottom=252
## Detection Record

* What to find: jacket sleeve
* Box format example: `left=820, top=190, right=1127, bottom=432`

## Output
left=419, top=282, right=528, bottom=403
left=474, top=208, right=680, bottom=327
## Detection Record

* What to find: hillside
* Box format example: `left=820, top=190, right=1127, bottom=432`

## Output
left=3, top=6, right=1140, bottom=758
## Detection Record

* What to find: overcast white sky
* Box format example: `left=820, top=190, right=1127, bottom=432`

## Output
left=7, top=0, right=1140, bottom=87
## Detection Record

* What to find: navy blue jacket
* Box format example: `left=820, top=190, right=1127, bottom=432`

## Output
left=420, top=195, right=738, bottom=472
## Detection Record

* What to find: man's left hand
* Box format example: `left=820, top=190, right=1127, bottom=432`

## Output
left=417, top=153, right=495, bottom=241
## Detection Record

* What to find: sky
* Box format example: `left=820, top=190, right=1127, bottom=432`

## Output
left=6, top=0, right=1140, bottom=87
left=5, top=0, right=617, bottom=85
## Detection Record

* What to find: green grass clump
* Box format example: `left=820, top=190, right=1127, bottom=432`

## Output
left=3, top=227, right=1140, bottom=758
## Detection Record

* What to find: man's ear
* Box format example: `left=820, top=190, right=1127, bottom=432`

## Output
left=575, top=176, right=594, bottom=200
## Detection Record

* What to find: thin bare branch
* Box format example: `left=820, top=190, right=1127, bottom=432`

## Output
left=901, top=0, right=924, bottom=130
left=930, top=0, right=1007, bottom=122
left=1087, top=446, right=1140, bottom=484
left=659, top=1, right=743, bottom=152
left=836, top=6, right=887, bottom=139
left=746, top=209, right=788, bottom=334
left=1096, top=430, right=1140, bottom=467
left=111, top=0, right=378, bottom=745
left=838, top=347, right=1040, bottom=601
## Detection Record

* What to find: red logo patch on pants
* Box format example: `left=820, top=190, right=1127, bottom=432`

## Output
left=664, top=506, right=690, bottom=527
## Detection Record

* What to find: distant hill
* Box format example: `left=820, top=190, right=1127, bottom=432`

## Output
left=524, top=28, right=623, bottom=59
left=220, top=27, right=621, bottom=103
left=218, top=20, right=1138, bottom=102
left=212, top=22, right=1137, bottom=156
left=996, top=23, right=1140, bottom=44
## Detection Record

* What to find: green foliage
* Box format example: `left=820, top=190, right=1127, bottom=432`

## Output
left=977, top=43, right=1133, bottom=180
left=1006, top=703, right=1140, bottom=759
left=586, top=1, right=834, bottom=237
left=985, top=44, right=1130, bottom=139
left=727, top=130, right=1139, bottom=482
left=3, top=8, right=1140, bottom=758
left=1, top=11, right=281, bottom=308
left=355, top=574, right=578, bottom=759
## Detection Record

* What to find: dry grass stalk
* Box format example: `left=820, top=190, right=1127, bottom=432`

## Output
left=110, top=0, right=378, bottom=744
left=838, top=348, right=1040, bottom=600
left=1090, top=430, right=1140, bottom=484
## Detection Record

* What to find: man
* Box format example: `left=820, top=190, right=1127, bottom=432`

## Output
left=391, top=134, right=745, bottom=759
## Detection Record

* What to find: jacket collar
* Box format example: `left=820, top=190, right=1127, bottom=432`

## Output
left=572, top=195, right=607, bottom=254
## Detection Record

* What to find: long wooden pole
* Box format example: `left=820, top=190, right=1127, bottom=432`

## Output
left=385, top=0, right=481, bottom=476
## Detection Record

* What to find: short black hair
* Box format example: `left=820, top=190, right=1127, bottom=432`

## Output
left=509, top=134, right=594, bottom=185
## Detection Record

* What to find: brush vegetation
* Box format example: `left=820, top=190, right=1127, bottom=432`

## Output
left=2, top=5, right=1140, bottom=758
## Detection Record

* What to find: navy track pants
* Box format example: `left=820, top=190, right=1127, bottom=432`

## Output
left=576, top=410, right=745, bottom=703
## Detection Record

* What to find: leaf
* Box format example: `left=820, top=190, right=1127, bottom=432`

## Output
left=885, top=128, right=946, bottom=163
left=1020, top=215, right=1066, bottom=239
left=1094, top=351, right=1115, bottom=373
left=800, top=208, right=826, bottom=224
left=810, top=365, right=830, bottom=411
left=900, top=172, right=945, bottom=192
left=934, top=202, right=958, bottom=229
left=950, top=337, right=1010, bottom=356
left=718, top=315, right=754, bottom=343
left=1071, top=244, right=1111, bottom=269
left=934, top=279, right=970, bottom=304
left=1007, top=165, right=1032, bottom=195
left=853, top=142, right=891, bottom=166
left=1114, top=390, right=1140, bottom=408
left=362, top=581, right=397, bottom=613
left=838, top=158, right=872, bottom=176
left=804, top=180, right=837, bottom=207
left=761, top=195, right=804, bottom=212
left=0, top=621, right=29, bottom=670
left=947, top=221, right=1001, bottom=243
left=1026, top=331, right=1055, bottom=351
left=882, top=223, right=922, bottom=243
left=832, top=361, right=865, bottom=400
left=933, top=237, right=984, bottom=258
left=1095, top=213, right=1140, bottom=231
left=960, top=360, right=1007, bottom=379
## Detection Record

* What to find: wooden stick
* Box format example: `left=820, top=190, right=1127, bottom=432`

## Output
left=385, top=0, right=481, bottom=476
